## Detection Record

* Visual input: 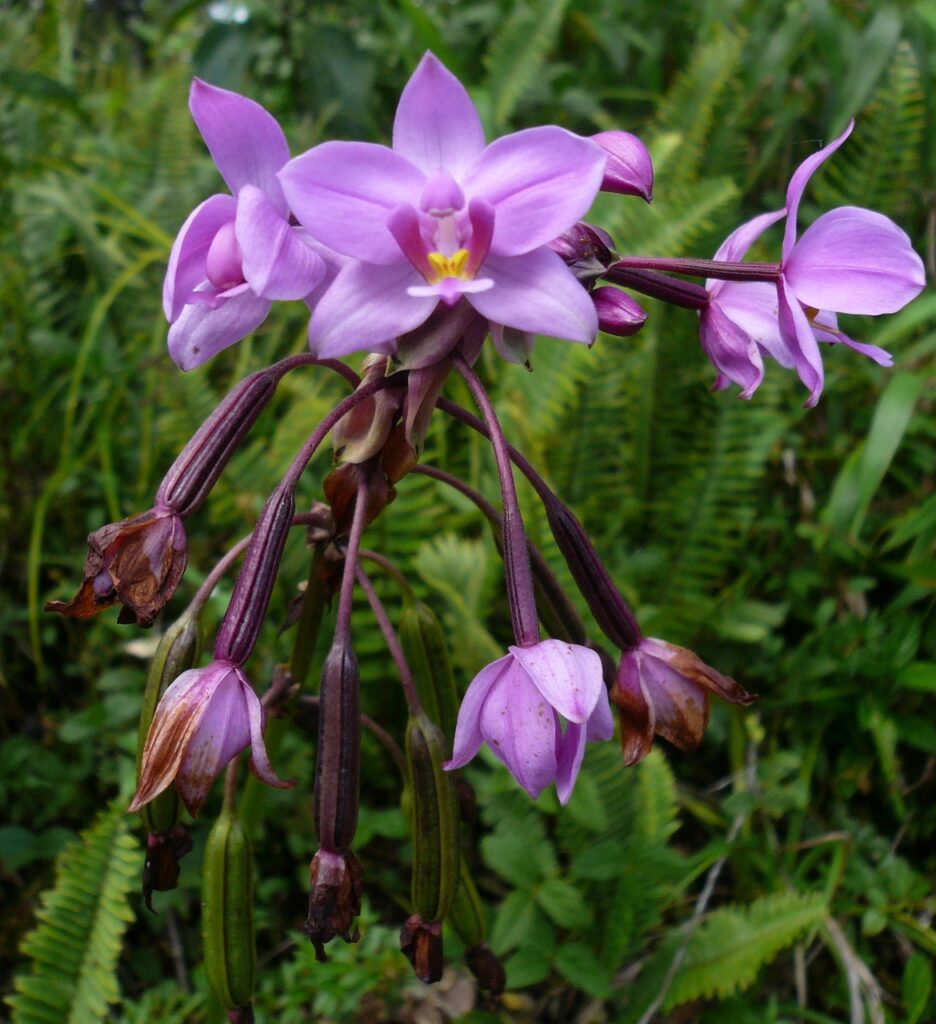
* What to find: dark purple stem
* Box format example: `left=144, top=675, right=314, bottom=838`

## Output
left=612, top=255, right=781, bottom=282
left=334, top=464, right=372, bottom=643
left=603, top=267, right=710, bottom=311
left=451, top=352, right=538, bottom=647
left=355, top=566, right=421, bottom=715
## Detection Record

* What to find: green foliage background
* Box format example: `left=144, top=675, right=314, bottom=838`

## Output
left=1, top=0, right=934, bottom=1021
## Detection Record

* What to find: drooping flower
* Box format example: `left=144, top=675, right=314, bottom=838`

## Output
left=444, top=640, right=613, bottom=803
left=700, top=122, right=925, bottom=404
left=129, top=660, right=292, bottom=816
left=46, top=506, right=187, bottom=627
left=279, top=52, right=609, bottom=359
left=165, top=80, right=327, bottom=370
left=611, top=638, right=755, bottom=766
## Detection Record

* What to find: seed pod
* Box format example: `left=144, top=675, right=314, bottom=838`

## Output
left=448, top=859, right=485, bottom=949
left=406, top=713, right=459, bottom=923
left=202, top=808, right=256, bottom=1012
left=137, top=612, right=200, bottom=835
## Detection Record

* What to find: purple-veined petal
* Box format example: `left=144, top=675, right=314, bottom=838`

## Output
left=393, top=53, right=486, bottom=177
left=445, top=655, right=513, bottom=770
left=699, top=301, right=765, bottom=399
left=778, top=276, right=824, bottom=406
left=479, top=662, right=558, bottom=799
left=468, top=248, right=598, bottom=344
left=555, top=722, right=587, bottom=805
left=175, top=667, right=251, bottom=815
left=710, top=281, right=792, bottom=368
left=279, top=142, right=426, bottom=264
left=586, top=687, right=615, bottom=742
left=244, top=679, right=293, bottom=788
left=466, top=127, right=606, bottom=256
left=509, top=640, right=603, bottom=724
left=307, top=260, right=436, bottom=358
left=712, top=209, right=786, bottom=266
left=783, top=121, right=853, bottom=258
left=784, top=206, right=925, bottom=315
left=168, top=289, right=271, bottom=371
left=189, top=79, right=290, bottom=215
left=164, top=194, right=236, bottom=321
left=235, top=185, right=326, bottom=300
left=592, top=130, right=653, bottom=202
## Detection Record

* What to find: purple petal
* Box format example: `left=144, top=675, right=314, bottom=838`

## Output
left=189, top=79, right=290, bottom=215
left=445, top=655, right=513, bottom=770
left=555, top=722, right=587, bottom=805
left=710, top=281, right=792, bottom=368
left=784, top=206, right=925, bottom=315
left=244, top=679, right=293, bottom=789
left=592, top=130, right=653, bottom=202
left=592, top=286, right=647, bottom=337
left=164, top=194, right=236, bottom=321
left=278, top=142, right=426, bottom=264
left=168, top=289, right=271, bottom=370
left=479, top=661, right=558, bottom=800
left=586, top=687, right=615, bottom=742
left=783, top=121, right=853, bottom=258
left=466, top=127, right=606, bottom=256
left=392, top=52, right=485, bottom=177
left=778, top=277, right=824, bottom=407
left=468, top=248, right=598, bottom=344
left=509, top=640, right=603, bottom=724
left=810, top=309, right=893, bottom=365
left=712, top=209, right=786, bottom=266
left=307, top=260, right=436, bottom=358
left=699, top=301, right=764, bottom=398
left=235, top=185, right=325, bottom=300
left=175, top=666, right=251, bottom=815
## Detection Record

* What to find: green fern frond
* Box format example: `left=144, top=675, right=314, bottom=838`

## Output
left=7, top=804, right=143, bottom=1024
left=665, top=891, right=827, bottom=1006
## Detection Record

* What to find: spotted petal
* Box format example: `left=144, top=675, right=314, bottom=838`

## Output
left=508, top=640, right=603, bottom=724
left=168, top=289, right=271, bottom=371
left=445, top=655, right=512, bottom=770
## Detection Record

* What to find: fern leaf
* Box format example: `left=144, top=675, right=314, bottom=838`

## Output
left=665, top=891, right=827, bottom=1006
left=7, top=804, right=143, bottom=1024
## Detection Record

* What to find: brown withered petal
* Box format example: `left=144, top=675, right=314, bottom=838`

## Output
left=400, top=915, right=444, bottom=984
left=306, top=849, right=364, bottom=962
left=142, top=825, right=193, bottom=912
left=465, top=944, right=506, bottom=995
left=654, top=638, right=757, bottom=706
left=380, top=422, right=419, bottom=485
left=46, top=507, right=187, bottom=628
left=323, top=463, right=396, bottom=537
left=611, top=669, right=655, bottom=767
left=332, top=357, right=405, bottom=466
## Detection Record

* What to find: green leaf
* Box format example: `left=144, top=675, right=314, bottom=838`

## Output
left=481, top=819, right=553, bottom=889
left=903, top=953, right=933, bottom=1024
left=553, top=942, right=613, bottom=999
left=504, top=945, right=551, bottom=989
left=490, top=891, right=539, bottom=954
left=535, top=878, right=591, bottom=930
left=663, top=891, right=827, bottom=1007
left=6, top=804, right=143, bottom=1024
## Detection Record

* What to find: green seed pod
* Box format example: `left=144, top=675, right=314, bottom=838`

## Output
left=399, top=601, right=459, bottom=741
left=406, top=712, right=459, bottom=923
left=137, top=611, right=200, bottom=834
left=448, top=859, right=485, bottom=949
left=202, top=808, right=255, bottom=1012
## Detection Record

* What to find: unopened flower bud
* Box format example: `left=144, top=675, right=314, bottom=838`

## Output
left=549, top=222, right=617, bottom=285
left=592, top=130, right=654, bottom=202
left=156, top=367, right=280, bottom=516
left=314, top=638, right=361, bottom=853
left=46, top=507, right=187, bottom=627
left=400, top=915, right=444, bottom=984
left=305, top=848, right=364, bottom=961
left=592, top=286, right=647, bottom=337
left=215, top=483, right=295, bottom=666
left=544, top=498, right=640, bottom=650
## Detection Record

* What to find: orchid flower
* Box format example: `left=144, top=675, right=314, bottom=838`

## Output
left=701, top=122, right=925, bottom=404
left=129, top=660, right=292, bottom=817
left=445, top=640, right=613, bottom=804
left=164, top=80, right=327, bottom=370
left=279, top=53, right=608, bottom=359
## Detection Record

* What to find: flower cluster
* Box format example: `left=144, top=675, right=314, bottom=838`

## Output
left=49, top=50, right=925, bottom=1009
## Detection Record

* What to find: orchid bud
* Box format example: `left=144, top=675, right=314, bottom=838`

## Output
left=592, top=130, right=654, bottom=202
left=592, top=286, right=648, bottom=337
left=549, top=222, right=617, bottom=285
left=306, top=848, right=364, bottom=961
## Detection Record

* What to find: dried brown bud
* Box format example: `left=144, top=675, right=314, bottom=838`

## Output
left=400, top=914, right=444, bottom=984
left=142, top=825, right=193, bottom=912
left=306, top=849, right=364, bottom=962
left=465, top=944, right=506, bottom=995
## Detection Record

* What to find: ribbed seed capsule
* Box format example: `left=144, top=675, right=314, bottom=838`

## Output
left=202, top=808, right=256, bottom=1012
left=448, top=859, right=485, bottom=949
left=136, top=612, right=200, bottom=834
left=399, top=601, right=459, bottom=740
left=406, top=712, right=459, bottom=923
